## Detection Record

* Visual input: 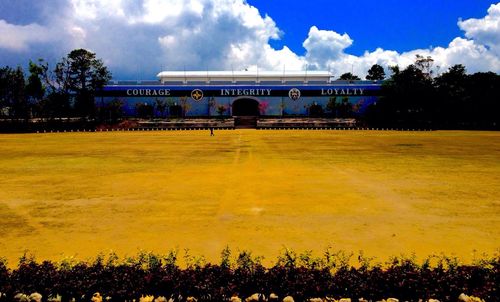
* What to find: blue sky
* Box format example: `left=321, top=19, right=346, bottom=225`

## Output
left=1, top=0, right=499, bottom=79
left=247, top=0, right=496, bottom=55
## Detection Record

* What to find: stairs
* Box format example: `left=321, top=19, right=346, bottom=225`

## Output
left=234, top=116, right=257, bottom=129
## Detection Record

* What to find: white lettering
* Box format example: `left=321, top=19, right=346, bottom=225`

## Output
left=124, top=89, right=172, bottom=96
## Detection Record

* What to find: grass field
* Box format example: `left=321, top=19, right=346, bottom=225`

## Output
left=0, top=130, right=499, bottom=266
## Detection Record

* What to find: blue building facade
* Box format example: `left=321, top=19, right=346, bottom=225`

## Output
left=97, top=81, right=382, bottom=117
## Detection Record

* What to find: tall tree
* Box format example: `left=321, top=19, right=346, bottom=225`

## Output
left=0, top=66, right=28, bottom=119
left=25, top=60, right=46, bottom=117
left=389, top=65, right=400, bottom=77
left=376, top=64, right=436, bottom=127
left=0, top=67, right=12, bottom=116
left=29, top=59, right=71, bottom=119
left=415, top=54, right=434, bottom=79
left=338, top=72, right=361, bottom=81
left=466, top=71, right=500, bottom=128
left=366, top=64, right=386, bottom=81
left=434, top=64, right=468, bottom=127
left=56, top=49, right=112, bottom=118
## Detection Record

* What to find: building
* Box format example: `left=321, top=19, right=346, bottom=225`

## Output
left=97, top=70, right=382, bottom=119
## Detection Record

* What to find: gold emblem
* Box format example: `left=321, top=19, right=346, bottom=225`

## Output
left=191, top=89, right=204, bottom=101
left=288, top=88, right=301, bottom=101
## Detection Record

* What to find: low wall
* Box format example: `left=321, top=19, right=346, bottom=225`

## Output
left=137, top=118, right=235, bottom=129
left=257, top=118, right=357, bottom=129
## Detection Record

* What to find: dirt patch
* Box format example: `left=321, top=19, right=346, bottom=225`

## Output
left=0, top=203, right=36, bottom=236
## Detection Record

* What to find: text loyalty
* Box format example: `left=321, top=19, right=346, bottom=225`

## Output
left=321, top=88, right=364, bottom=96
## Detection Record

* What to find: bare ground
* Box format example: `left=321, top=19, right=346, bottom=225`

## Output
left=0, top=130, right=498, bottom=266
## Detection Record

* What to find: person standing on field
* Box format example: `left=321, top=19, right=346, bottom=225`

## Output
left=210, top=126, right=214, bottom=136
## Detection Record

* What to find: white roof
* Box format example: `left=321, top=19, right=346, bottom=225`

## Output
left=157, top=70, right=333, bottom=84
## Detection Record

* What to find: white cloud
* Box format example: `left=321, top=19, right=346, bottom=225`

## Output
left=0, top=20, right=52, bottom=51
left=1, top=0, right=499, bottom=78
left=294, top=2, right=500, bottom=77
left=303, top=26, right=353, bottom=69
left=459, top=3, right=500, bottom=55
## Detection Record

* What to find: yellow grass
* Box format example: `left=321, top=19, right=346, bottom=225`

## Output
left=0, top=130, right=499, bottom=266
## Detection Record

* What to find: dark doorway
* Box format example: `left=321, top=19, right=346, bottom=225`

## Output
left=232, top=98, right=260, bottom=116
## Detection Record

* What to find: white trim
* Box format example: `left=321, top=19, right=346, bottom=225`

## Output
left=157, top=70, right=333, bottom=84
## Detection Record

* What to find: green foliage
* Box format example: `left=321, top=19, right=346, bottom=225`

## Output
left=220, top=246, right=232, bottom=269
left=276, top=247, right=297, bottom=268
left=323, top=246, right=353, bottom=273
left=388, top=66, right=398, bottom=77
left=164, top=248, right=179, bottom=268
left=298, top=250, right=323, bottom=270
left=338, top=72, right=361, bottom=81
left=415, top=54, right=434, bottom=79
left=367, top=59, right=500, bottom=129
left=236, top=250, right=263, bottom=272
left=61, top=49, right=111, bottom=93
left=0, top=250, right=497, bottom=301
left=1, top=49, right=111, bottom=122
left=366, top=64, right=386, bottom=81
left=183, top=249, right=206, bottom=269
left=370, top=62, right=435, bottom=127
left=0, top=66, right=28, bottom=119
left=25, top=60, right=46, bottom=106
left=57, top=49, right=112, bottom=118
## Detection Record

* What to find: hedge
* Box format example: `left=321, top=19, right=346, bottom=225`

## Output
left=0, top=249, right=497, bottom=302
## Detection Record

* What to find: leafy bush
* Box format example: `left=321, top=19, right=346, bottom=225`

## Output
left=0, top=250, right=497, bottom=302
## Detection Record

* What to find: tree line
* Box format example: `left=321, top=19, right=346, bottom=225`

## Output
left=1, top=50, right=499, bottom=130
left=0, top=49, right=111, bottom=122
left=364, top=56, right=500, bottom=129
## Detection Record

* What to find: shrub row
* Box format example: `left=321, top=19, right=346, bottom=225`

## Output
left=0, top=249, right=497, bottom=302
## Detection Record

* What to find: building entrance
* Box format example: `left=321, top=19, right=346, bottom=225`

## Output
left=232, top=98, right=260, bottom=116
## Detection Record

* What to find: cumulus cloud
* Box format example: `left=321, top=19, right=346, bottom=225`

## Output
left=303, top=26, right=353, bottom=70
left=294, top=2, right=500, bottom=76
left=0, top=20, right=52, bottom=51
left=459, top=3, right=500, bottom=55
left=0, top=0, right=499, bottom=78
